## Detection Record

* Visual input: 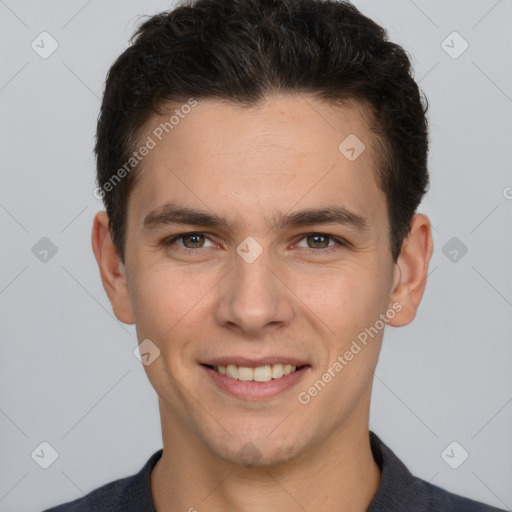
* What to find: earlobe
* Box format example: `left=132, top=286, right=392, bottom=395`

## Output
left=387, top=214, right=433, bottom=328
left=91, top=211, right=135, bottom=325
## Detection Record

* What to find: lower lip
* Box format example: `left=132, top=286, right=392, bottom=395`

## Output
left=201, top=365, right=311, bottom=400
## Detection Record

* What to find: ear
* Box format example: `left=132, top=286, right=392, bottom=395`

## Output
left=387, top=213, right=433, bottom=327
left=91, top=211, right=135, bottom=325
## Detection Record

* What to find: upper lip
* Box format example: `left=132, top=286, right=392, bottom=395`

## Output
left=201, top=356, right=310, bottom=368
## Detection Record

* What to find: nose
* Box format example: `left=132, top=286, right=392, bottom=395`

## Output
left=213, top=243, right=295, bottom=337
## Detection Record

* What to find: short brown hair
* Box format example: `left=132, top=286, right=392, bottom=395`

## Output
left=95, top=0, right=429, bottom=263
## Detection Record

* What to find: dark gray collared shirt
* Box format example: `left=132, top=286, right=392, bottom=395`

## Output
left=43, top=431, right=506, bottom=511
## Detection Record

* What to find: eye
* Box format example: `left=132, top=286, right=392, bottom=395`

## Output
left=165, top=232, right=217, bottom=251
left=294, top=233, right=346, bottom=252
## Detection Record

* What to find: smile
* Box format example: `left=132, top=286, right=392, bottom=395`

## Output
left=201, top=361, right=311, bottom=400
left=209, top=363, right=299, bottom=382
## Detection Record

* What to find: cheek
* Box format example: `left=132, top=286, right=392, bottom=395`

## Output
left=129, top=265, right=189, bottom=337
left=292, top=262, right=388, bottom=335
left=130, top=265, right=216, bottom=361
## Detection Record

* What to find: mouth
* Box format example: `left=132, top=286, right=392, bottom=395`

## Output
left=200, top=360, right=311, bottom=400
left=202, top=363, right=305, bottom=382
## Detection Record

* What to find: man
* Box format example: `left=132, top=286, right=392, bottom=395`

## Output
left=44, top=0, right=506, bottom=510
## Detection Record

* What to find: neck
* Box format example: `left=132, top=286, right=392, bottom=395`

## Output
left=151, top=400, right=381, bottom=512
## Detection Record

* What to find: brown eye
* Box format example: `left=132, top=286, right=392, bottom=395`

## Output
left=306, top=234, right=331, bottom=249
left=293, top=233, right=347, bottom=254
left=164, top=232, right=216, bottom=251
left=181, top=233, right=205, bottom=248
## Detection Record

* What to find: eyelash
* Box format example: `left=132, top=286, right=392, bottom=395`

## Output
left=163, top=232, right=348, bottom=255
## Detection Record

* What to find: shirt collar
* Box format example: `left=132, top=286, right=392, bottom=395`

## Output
left=367, top=430, right=433, bottom=511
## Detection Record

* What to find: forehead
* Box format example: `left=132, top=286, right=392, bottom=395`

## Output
left=127, top=94, right=386, bottom=235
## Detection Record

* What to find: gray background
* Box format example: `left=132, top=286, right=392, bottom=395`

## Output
left=1, top=0, right=511, bottom=510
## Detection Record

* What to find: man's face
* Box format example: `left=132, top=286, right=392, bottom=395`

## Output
left=123, top=95, right=398, bottom=465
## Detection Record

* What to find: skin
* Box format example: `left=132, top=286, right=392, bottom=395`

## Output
left=92, top=94, right=433, bottom=511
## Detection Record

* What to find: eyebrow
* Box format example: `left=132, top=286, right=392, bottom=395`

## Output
left=142, top=202, right=369, bottom=233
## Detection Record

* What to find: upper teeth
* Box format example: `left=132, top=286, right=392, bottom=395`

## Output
left=215, top=364, right=297, bottom=382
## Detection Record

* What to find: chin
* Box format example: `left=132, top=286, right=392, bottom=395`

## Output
left=207, top=428, right=307, bottom=468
